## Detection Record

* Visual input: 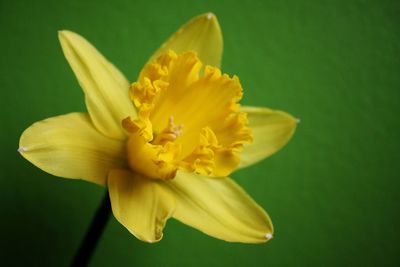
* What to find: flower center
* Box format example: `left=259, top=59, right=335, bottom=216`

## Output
left=122, top=51, right=252, bottom=180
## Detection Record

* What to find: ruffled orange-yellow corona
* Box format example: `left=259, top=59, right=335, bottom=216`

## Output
left=19, top=13, right=297, bottom=243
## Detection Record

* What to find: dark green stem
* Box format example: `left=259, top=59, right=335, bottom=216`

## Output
left=70, top=191, right=111, bottom=267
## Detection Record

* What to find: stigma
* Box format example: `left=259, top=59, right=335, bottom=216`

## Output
left=153, top=116, right=184, bottom=145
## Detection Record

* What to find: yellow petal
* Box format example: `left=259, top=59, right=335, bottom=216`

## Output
left=108, top=169, right=175, bottom=242
left=238, top=106, right=298, bottom=169
left=19, top=113, right=126, bottom=185
left=59, top=30, right=136, bottom=140
left=125, top=130, right=179, bottom=180
left=163, top=172, right=273, bottom=243
left=149, top=13, right=223, bottom=68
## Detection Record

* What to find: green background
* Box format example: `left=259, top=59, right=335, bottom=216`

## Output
left=1, top=0, right=399, bottom=266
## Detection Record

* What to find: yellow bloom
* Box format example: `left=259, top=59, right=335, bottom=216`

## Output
left=19, top=13, right=297, bottom=243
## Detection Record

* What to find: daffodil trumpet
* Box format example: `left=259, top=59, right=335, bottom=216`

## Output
left=19, top=12, right=297, bottom=254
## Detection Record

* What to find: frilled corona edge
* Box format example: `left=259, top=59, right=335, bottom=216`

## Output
left=123, top=51, right=252, bottom=180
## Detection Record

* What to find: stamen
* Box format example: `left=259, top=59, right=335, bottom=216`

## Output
left=153, top=116, right=184, bottom=145
left=168, top=116, right=184, bottom=137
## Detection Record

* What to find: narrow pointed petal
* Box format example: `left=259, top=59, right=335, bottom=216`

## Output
left=19, top=113, right=126, bottom=185
left=163, top=172, right=273, bottom=243
left=108, top=170, right=175, bottom=242
left=238, top=106, right=298, bottom=169
left=59, top=30, right=136, bottom=140
left=149, top=13, right=223, bottom=67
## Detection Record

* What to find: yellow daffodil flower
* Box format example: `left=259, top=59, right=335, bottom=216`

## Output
left=19, top=13, right=297, bottom=243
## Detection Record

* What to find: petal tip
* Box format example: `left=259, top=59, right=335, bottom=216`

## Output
left=201, top=12, right=220, bottom=29
left=146, top=232, right=164, bottom=243
left=58, top=30, right=79, bottom=43
left=57, top=30, right=69, bottom=39
left=198, top=12, right=217, bottom=22
left=58, top=30, right=71, bottom=44
left=17, top=146, right=27, bottom=153
left=206, top=12, right=215, bottom=20
left=265, top=233, right=273, bottom=240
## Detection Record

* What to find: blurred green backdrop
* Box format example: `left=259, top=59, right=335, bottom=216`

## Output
left=1, top=0, right=399, bottom=266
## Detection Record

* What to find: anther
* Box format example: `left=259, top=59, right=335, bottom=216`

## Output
left=153, top=116, right=184, bottom=145
left=169, top=116, right=184, bottom=137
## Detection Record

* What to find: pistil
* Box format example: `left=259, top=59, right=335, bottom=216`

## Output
left=153, top=116, right=184, bottom=145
